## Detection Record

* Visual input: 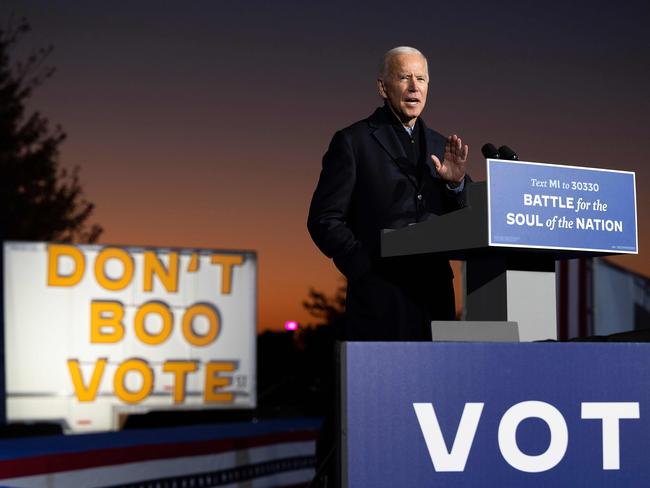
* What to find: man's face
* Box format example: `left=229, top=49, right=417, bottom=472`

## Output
left=377, top=53, right=429, bottom=126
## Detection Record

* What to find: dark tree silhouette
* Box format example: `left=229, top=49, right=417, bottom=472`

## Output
left=0, top=18, right=102, bottom=243
left=302, top=281, right=346, bottom=327
left=252, top=284, right=347, bottom=418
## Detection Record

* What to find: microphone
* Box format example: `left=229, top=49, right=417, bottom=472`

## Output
left=481, top=143, right=500, bottom=159
left=498, top=145, right=518, bottom=161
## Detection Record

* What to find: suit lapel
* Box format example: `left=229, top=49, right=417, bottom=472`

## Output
left=368, top=109, right=419, bottom=189
left=372, top=124, right=406, bottom=162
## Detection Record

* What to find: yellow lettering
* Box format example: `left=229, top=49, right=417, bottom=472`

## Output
left=67, top=358, right=106, bottom=402
left=114, top=359, right=153, bottom=404
left=182, top=303, right=220, bottom=347
left=90, top=301, right=125, bottom=343
left=143, top=251, right=179, bottom=292
left=162, top=361, right=198, bottom=404
left=188, top=252, right=199, bottom=272
left=48, top=244, right=85, bottom=287
left=134, top=301, right=173, bottom=345
left=210, top=254, right=244, bottom=294
left=94, top=247, right=134, bottom=291
left=204, top=361, right=235, bottom=403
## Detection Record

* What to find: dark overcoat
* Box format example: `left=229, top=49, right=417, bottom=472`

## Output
left=308, top=106, right=468, bottom=340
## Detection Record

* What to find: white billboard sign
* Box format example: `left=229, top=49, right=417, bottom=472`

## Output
left=3, top=241, right=256, bottom=432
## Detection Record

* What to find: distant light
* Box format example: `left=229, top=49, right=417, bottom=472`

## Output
left=284, top=320, right=299, bottom=331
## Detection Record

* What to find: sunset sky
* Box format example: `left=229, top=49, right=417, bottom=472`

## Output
left=2, top=1, right=649, bottom=331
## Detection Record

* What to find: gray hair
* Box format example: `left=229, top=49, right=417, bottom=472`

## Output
left=378, top=46, right=428, bottom=79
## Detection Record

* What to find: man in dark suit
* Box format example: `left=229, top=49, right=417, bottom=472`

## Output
left=308, top=46, right=470, bottom=342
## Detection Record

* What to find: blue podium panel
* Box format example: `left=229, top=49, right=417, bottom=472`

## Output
left=342, top=343, right=650, bottom=487
left=487, top=159, right=637, bottom=253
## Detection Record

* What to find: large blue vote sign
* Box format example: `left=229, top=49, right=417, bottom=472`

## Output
left=487, top=159, right=637, bottom=253
left=341, top=342, right=650, bottom=487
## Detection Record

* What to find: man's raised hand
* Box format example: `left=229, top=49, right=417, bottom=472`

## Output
left=431, top=134, right=468, bottom=187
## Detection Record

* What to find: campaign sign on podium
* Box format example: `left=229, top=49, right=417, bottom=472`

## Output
left=341, top=342, right=649, bottom=487
left=487, top=159, right=637, bottom=253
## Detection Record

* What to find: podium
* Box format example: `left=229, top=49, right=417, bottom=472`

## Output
left=381, top=170, right=635, bottom=341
